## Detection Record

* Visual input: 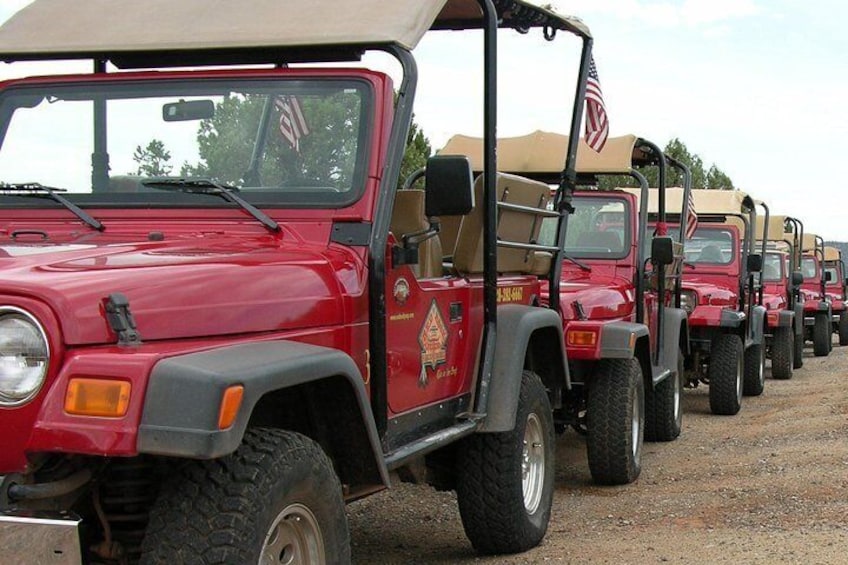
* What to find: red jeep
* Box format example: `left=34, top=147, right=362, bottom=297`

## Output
left=800, top=234, right=834, bottom=356
left=0, top=1, right=597, bottom=562
left=756, top=213, right=806, bottom=378
left=823, top=245, right=848, bottom=344
left=442, top=132, right=690, bottom=485
left=634, top=188, right=767, bottom=415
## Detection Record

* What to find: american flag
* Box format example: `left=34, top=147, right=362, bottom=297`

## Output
left=584, top=56, right=609, bottom=153
left=685, top=189, right=698, bottom=239
left=275, top=95, right=310, bottom=153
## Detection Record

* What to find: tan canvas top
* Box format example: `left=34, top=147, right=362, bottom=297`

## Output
left=440, top=131, right=639, bottom=175
left=0, top=0, right=590, bottom=61
left=621, top=187, right=752, bottom=216
left=755, top=214, right=794, bottom=242
left=824, top=246, right=841, bottom=262
left=802, top=233, right=820, bottom=253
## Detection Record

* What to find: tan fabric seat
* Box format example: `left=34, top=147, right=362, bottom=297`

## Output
left=453, top=173, right=551, bottom=275
left=437, top=214, right=463, bottom=259
left=390, top=189, right=443, bottom=279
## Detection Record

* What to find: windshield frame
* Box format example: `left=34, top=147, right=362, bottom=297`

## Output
left=558, top=194, right=633, bottom=261
left=0, top=71, right=377, bottom=210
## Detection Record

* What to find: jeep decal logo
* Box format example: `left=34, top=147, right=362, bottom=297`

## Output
left=418, top=299, right=448, bottom=388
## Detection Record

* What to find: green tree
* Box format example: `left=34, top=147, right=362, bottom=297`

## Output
left=180, top=92, right=432, bottom=191
left=133, top=139, right=172, bottom=176
left=594, top=137, right=730, bottom=191
left=398, top=116, right=432, bottom=189
left=706, top=164, right=734, bottom=190
left=183, top=92, right=362, bottom=189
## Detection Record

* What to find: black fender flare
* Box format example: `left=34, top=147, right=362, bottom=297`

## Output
left=479, top=305, right=568, bottom=433
left=748, top=305, right=767, bottom=345
left=719, top=309, right=746, bottom=328
left=778, top=310, right=794, bottom=328
left=658, top=307, right=688, bottom=386
left=599, top=321, right=649, bottom=358
left=137, top=340, right=388, bottom=483
left=794, top=302, right=805, bottom=335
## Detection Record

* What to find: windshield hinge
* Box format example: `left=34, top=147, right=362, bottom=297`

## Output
left=104, top=293, right=142, bottom=346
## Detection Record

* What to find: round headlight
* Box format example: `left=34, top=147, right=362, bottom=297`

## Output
left=0, top=308, right=50, bottom=406
left=680, top=291, right=698, bottom=314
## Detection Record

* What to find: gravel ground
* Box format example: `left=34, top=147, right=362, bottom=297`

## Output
left=348, top=339, right=848, bottom=564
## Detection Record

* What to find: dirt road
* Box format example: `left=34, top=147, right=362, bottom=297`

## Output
left=348, top=341, right=848, bottom=564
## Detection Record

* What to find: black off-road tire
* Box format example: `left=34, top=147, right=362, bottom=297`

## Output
left=586, top=358, right=644, bottom=485
left=793, top=330, right=804, bottom=369
left=771, top=326, right=794, bottom=380
left=457, top=370, right=554, bottom=555
left=837, top=311, right=848, bottom=346
left=743, top=342, right=765, bottom=397
left=813, top=314, right=831, bottom=357
left=645, top=349, right=683, bottom=442
left=139, top=429, right=349, bottom=565
left=708, top=334, right=743, bottom=415
left=838, top=311, right=848, bottom=346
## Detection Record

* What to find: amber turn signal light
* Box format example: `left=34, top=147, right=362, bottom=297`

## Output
left=218, top=385, right=244, bottom=430
left=567, top=330, right=598, bottom=347
left=65, top=378, right=131, bottom=417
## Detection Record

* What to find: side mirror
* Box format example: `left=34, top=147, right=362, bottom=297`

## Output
left=825, top=270, right=834, bottom=282
left=651, top=236, right=675, bottom=266
left=424, top=155, right=474, bottom=217
left=844, top=277, right=848, bottom=288
left=747, top=253, right=763, bottom=273
left=791, top=271, right=804, bottom=287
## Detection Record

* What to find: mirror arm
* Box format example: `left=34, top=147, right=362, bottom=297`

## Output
left=392, top=222, right=440, bottom=268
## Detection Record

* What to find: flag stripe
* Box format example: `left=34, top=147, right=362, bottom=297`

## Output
left=275, top=95, right=310, bottom=153
left=685, top=190, right=698, bottom=239
left=584, top=55, right=608, bottom=153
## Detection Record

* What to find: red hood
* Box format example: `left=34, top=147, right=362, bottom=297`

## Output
left=681, top=279, right=738, bottom=307
left=557, top=267, right=634, bottom=322
left=0, top=227, right=362, bottom=345
left=761, top=282, right=789, bottom=310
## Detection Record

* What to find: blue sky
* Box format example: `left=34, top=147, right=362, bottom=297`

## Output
left=0, top=1, right=846, bottom=238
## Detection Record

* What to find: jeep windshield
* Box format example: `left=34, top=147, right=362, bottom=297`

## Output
left=0, top=77, right=372, bottom=208
left=684, top=227, right=735, bottom=265
left=550, top=196, right=630, bottom=259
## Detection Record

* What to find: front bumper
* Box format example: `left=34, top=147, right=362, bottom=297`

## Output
left=0, top=510, right=81, bottom=564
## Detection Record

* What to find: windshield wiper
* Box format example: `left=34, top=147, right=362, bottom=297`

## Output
left=563, top=253, right=592, bottom=272
left=141, top=178, right=280, bottom=233
left=0, top=182, right=104, bottom=231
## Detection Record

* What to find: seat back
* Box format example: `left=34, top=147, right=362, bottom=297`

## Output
left=453, top=173, right=552, bottom=275
left=390, top=189, right=443, bottom=278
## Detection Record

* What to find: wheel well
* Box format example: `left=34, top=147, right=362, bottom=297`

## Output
left=523, top=325, right=567, bottom=409
left=246, top=375, right=383, bottom=500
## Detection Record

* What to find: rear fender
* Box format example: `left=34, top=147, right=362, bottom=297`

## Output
left=137, top=341, right=388, bottom=492
left=480, top=305, right=568, bottom=433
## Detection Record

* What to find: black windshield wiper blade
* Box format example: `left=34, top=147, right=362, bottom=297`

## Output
left=0, top=182, right=104, bottom=231
left=141, top=178, right=280, bottom=233
left=563, top=253, right=592, bottom=272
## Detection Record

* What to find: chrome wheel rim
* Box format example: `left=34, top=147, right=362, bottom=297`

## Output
left=260, top=503, right=324, bottom=565
left=672, top=371, right=682, bottom=423
left=631, top=386, right=642, bottom=460
left=758, top=347, right=765, bottom=386
left=735, top=352, right=744, bottom=403
left=522, top=412, right=545, bottom=515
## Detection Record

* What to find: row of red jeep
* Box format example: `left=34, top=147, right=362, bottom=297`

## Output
left=0, top=1, right=839, bottom=563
